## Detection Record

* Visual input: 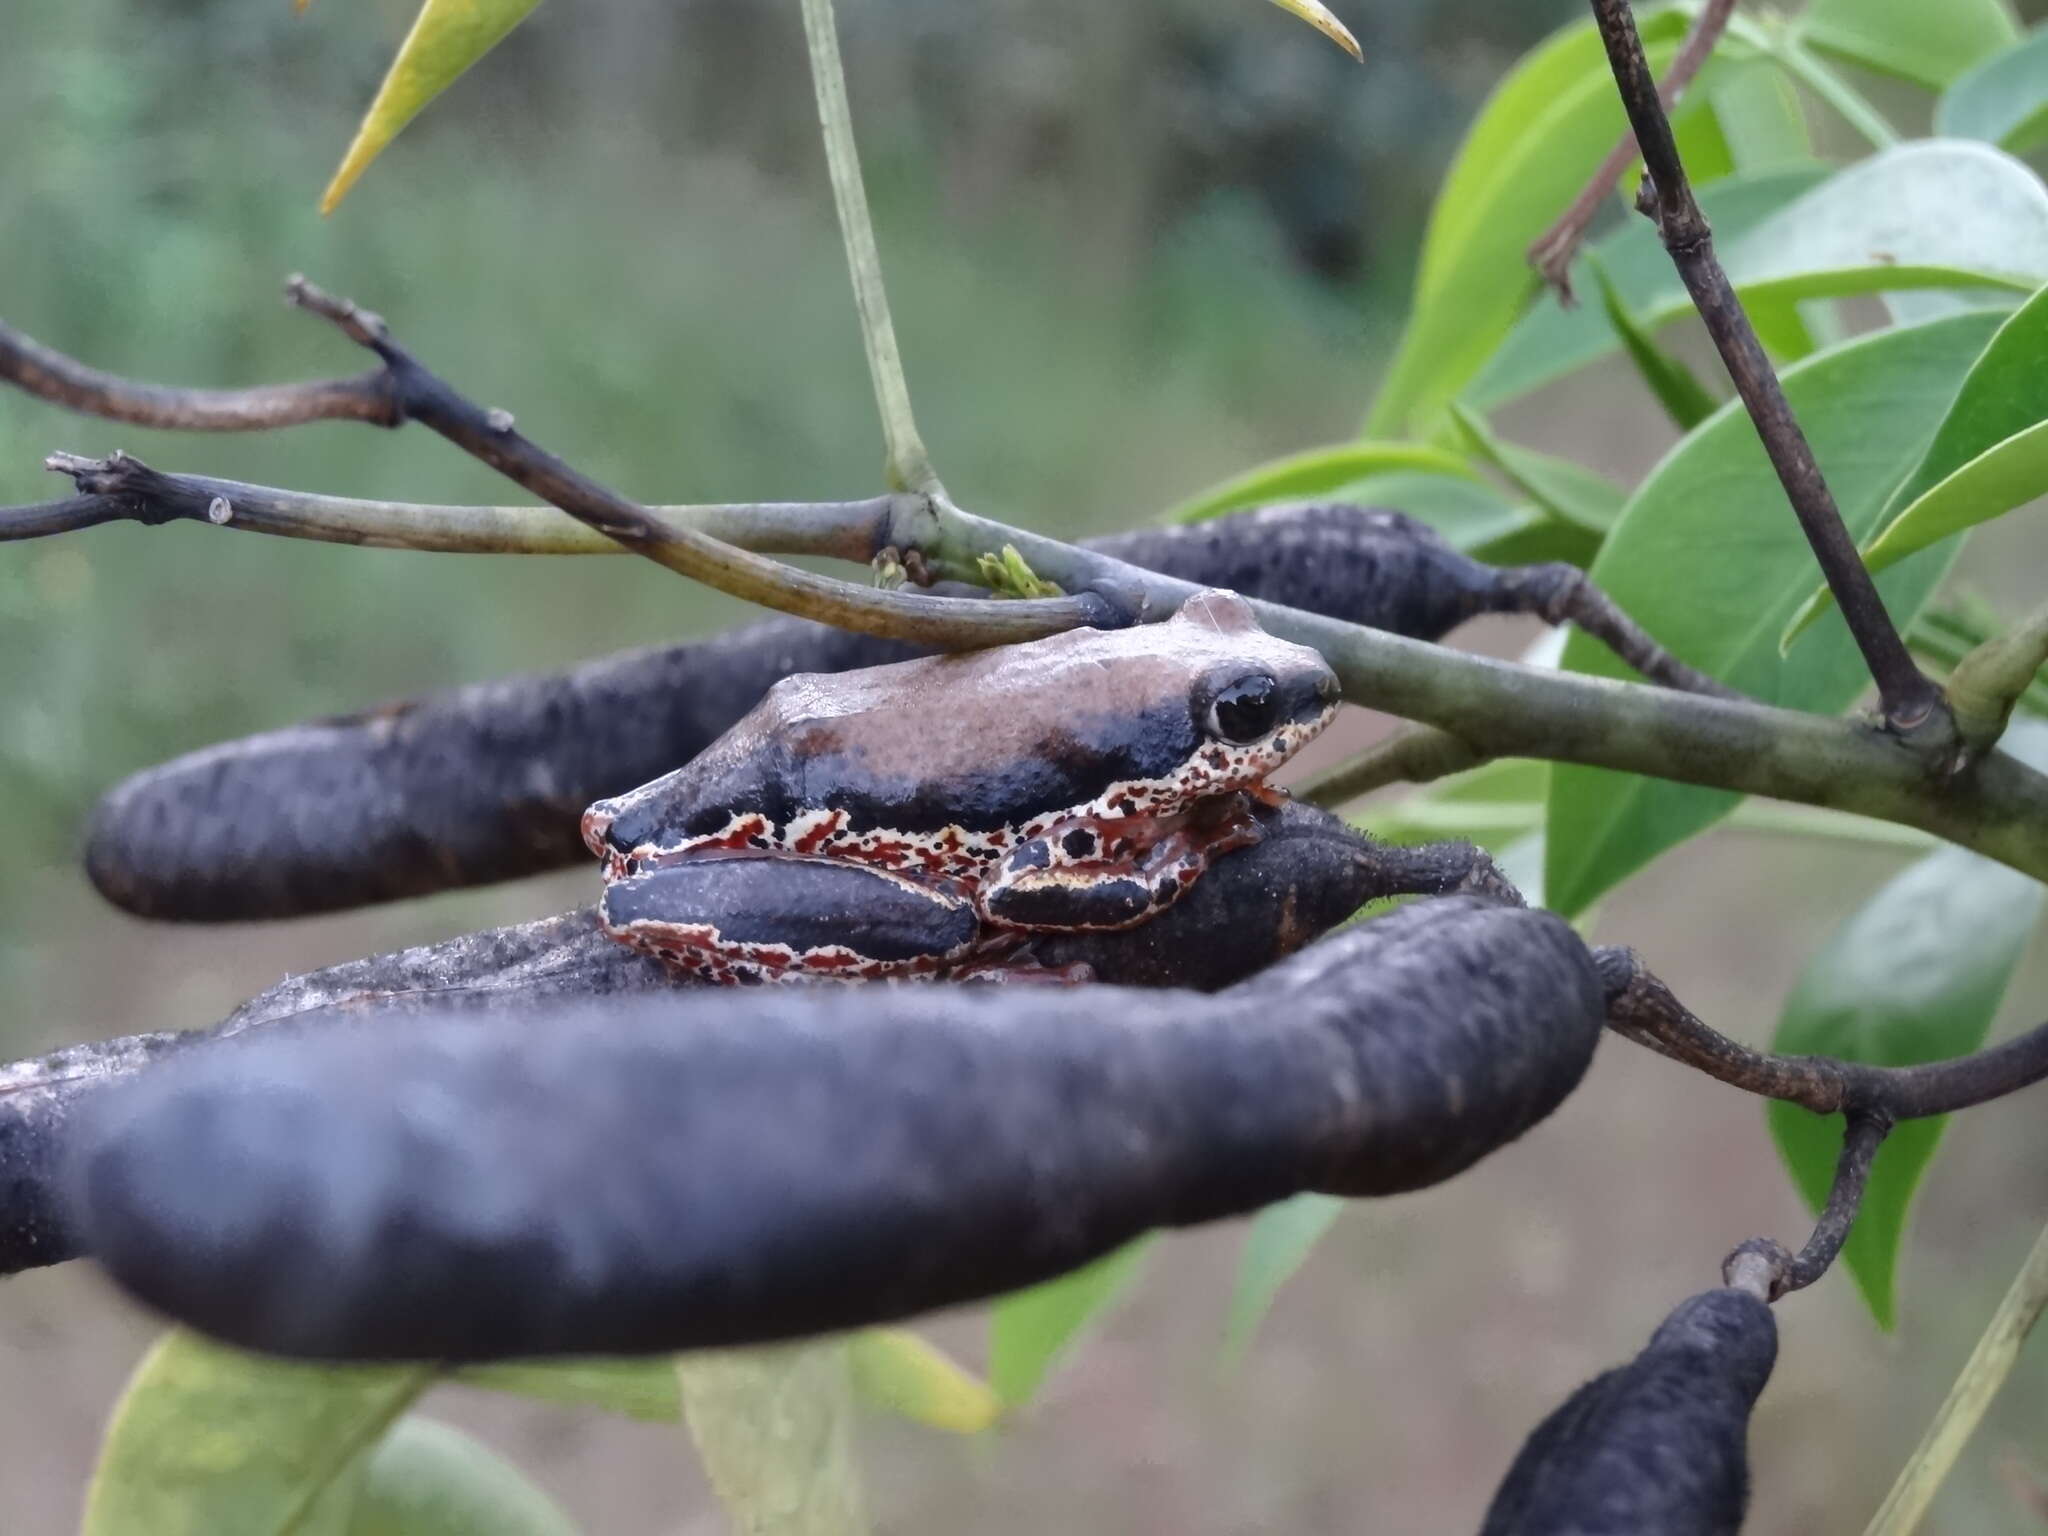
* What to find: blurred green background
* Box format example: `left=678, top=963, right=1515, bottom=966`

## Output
left=7, top=1, right=2048, bottom=1531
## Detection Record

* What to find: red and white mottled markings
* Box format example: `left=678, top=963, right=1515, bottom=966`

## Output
left=593, top=699, right=1337, bottom=983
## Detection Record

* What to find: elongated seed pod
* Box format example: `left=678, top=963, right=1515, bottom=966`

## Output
left=84, top=504, right=1507, bottom=920
left=67, top=896, right=1601, bottom=1359
left=1479, top=1288, right=1778, bottom=1536
left=0, top=806, right=1495, bottom=1276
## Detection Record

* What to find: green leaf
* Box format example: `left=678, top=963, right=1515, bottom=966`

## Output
left=85, top=1331, right=434, bottom=1536
left=1259, top=0, right=1360, bottom=60
left=346, top=1418, right=580, bottom=1536
left=1798, top=0, right=2019, bottom=91
left=1543, top=311, right=2003, bottom=916
left=1163, top=441, right=1483, bottom=524
left=1767, top=842, right=2043, bottom=1328
left=1321, top=470, right=1555, bottom=559
left=1366, top=7, right=1695, bottom=437
left=1469, top=166, right=1831, bottom=411
left=1786, top=281, right=2048, bottom=646
left=1363, top=758, right=1552, bottom=851
left=1709, top=56, right=1814, bottom=174
left=452, top=1359, right=680, bottom=1423
left=1720, top=141, right=2048, bottom=304
left=1589, top=255, right=1719, bottom=430
left=1449, top=404, right=1626, bottom=534
left=1937, top=25, right=2048, bottom=154
left=321, top=0, right=547, bottom=213
left=1221, top=1195, right=1346, bottom=1365
left=1472, top=143, right=2048, bottom=414
left=677, top=1344, right=868, bottom=1536
left=988, top=1238, right=1154, bottom=1408
left=846, top=1329, right=1001, bottom=1435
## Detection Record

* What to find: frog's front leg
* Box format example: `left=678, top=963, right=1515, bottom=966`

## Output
left=980, top=794, right=1265, bottom=933
left=600, top=854, right=981, bottom=983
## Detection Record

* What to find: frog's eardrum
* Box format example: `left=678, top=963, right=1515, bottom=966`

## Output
left=66, top=897, right=1603, bottom=1360
left=1478, top=1287, right=1777, bottom=1536
left=83, top=504, right=1509, bottom=920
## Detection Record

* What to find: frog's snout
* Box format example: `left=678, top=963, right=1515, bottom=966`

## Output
left=580, top=801, right=617, bottom=861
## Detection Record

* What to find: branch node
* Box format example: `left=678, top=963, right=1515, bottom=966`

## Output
left=1722, top=1237, right=1792, bottom=1301
left=284, top=274, right=390, bottom=349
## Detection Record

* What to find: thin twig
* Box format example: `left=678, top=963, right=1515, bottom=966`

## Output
left=19, top=454, right=902, bottom=561
left=1598, top=948, right=2048, bottom=1121
left=277, top=277, right=1120, bottom=649
left=799, top=0, right=941, bottom=497
left=1528, top=0, right=1737, bottom=299
left=1480, top=562, right=1742, bottom=699
left=1718, top=1113, right=1890, bottom=1302
left=1586, top=0, right=1946, bottom=740
left=1780, top=1110, right=1891, bottom=1296
left=16, top=284, right=2048, bottom=880
left=1863, top=1220, right=2048, bottom=1535
left=0, top=317, right=397, bottom=430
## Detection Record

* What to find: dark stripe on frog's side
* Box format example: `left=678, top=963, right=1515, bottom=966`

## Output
left=603, top=858, right=978, bottom=964
left=603, top=697, right=1209, bottom=850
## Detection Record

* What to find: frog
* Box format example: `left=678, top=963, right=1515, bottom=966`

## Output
left=580, top=588, right=1341, bottom=983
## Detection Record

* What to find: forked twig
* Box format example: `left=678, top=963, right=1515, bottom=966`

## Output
left=1528, top=0, right=1738, bottom=299
left=1584, top=0, right=1946, bottom=740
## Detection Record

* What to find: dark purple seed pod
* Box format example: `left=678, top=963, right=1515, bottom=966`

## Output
left=1479, top=1288, right=1778, bottom=1536
left=83, top=504, right=1510, bottom=921
left=65, top=897, right=1601, bottom=1360
left=0, top=805, right=1480, bottom=1278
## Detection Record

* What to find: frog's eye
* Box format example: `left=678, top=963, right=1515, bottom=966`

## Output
left=1204, top=673, right=1280, bottom=743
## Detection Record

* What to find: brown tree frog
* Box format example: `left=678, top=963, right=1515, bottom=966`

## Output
left=581, top=589, right=1340, bottom=983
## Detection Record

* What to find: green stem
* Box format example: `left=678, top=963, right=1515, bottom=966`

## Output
left=1863, top=1221, right=2048, bottom=1536
left=799, top=0, right=942, bottom=497
left=892, top=495, right=2048, bottom=885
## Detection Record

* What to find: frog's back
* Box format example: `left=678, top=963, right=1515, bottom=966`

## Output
left=586, top=589, right=1334, bottom=854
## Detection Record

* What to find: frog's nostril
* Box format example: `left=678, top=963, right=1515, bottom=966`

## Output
left=1315, top=672, right=1341, bottom=706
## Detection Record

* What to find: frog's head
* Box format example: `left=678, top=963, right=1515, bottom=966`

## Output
left=1107, top=588, right=1339, bottom=817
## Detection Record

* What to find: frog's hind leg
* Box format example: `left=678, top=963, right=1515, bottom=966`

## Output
left=980, top=794, right=1263, bottom=933
left=599, top=856, right=978, bottom=983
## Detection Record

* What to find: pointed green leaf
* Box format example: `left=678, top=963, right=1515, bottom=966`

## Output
left=988, top=1238, right=1154, bottom=1408
left=1222, top=1195, right=1346, bottom=1365
left=1366, top=7, right=1696, bottom=437
left=1937, top=26, right=2048, bottom=154
left=1163, top=441, right=1484, bottom=524
left=1363, top=759, right=1551, bottom=851
left=1797, top=0, right=2018, bottom=91
left=1767, top=840, right=2043, bottom=1327
left=346, top=1418, right=580, bottom=1536
left=85, top=1331, right=434, bottom=1536
left=1473, top=143, right=2048, bottom=414
left=1449, top=404, right=1626, bottom=535
left=322, top=0, right=547, bottom=213
left=1589, top=255, right=1719, bottom=430
left=453, top=1359, right=680, bottom=1423
left=1709, top=56, right=1814, bottom=174
left=1319, top=470, right=1570, bottom=562
left=1469, top=166, right=1831, bottom=411
left=1786, top=281, right=2048, bottom=646
left=846, top=1329, right=1001, bottom=1434
left=1544, top=312, right=2001, bottom=916
left=1260, top=0, right=1360, bottom=60
left=677, top=1344, right=868, bottom=1536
